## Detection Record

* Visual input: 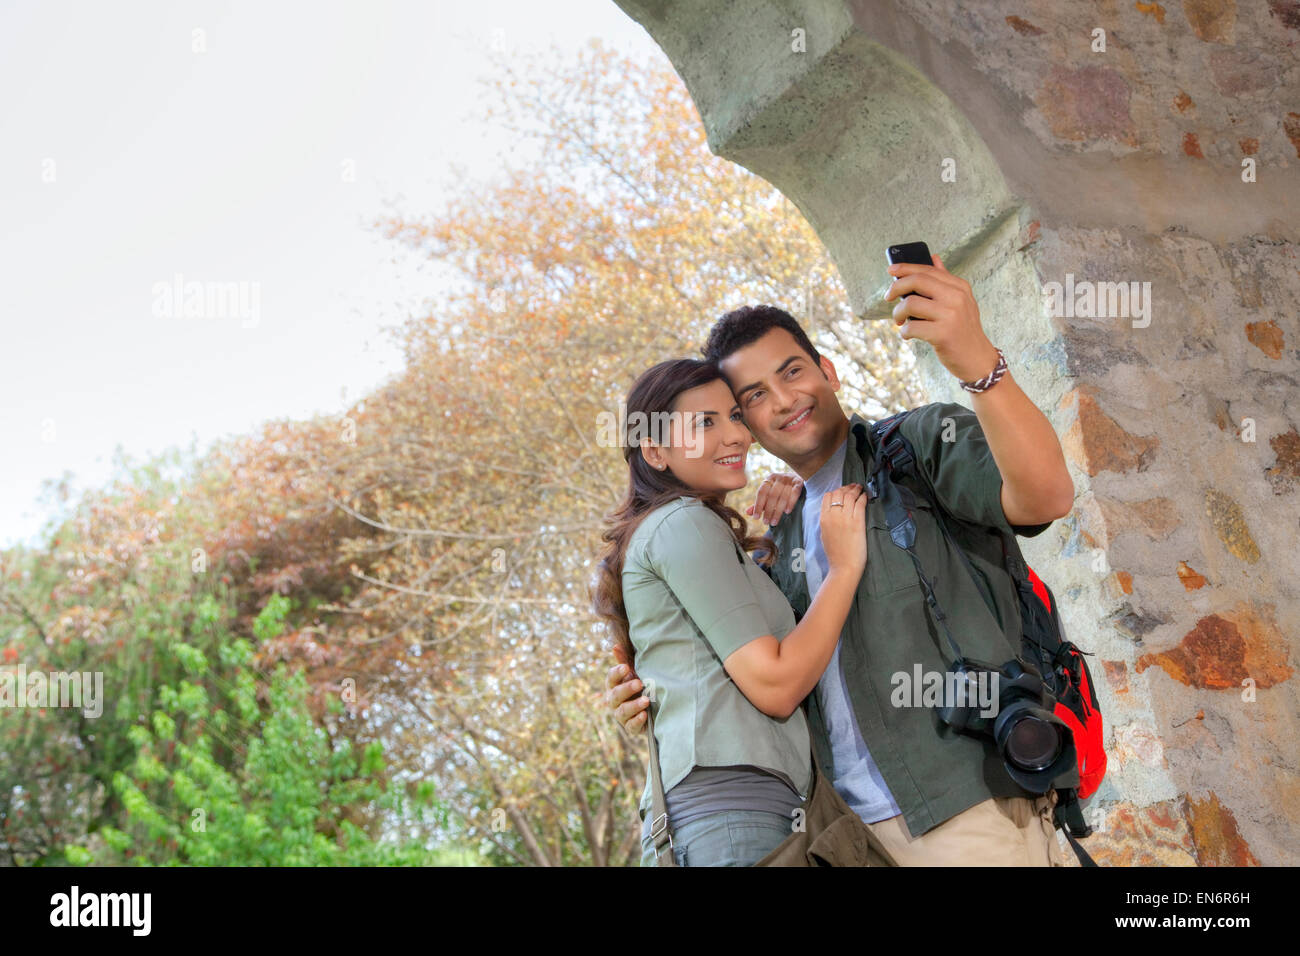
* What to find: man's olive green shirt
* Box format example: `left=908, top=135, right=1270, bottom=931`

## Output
left=766, top=402, right=1053, bottom=838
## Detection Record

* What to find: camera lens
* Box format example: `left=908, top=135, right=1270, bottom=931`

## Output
left=1004, top=714, right=1061, bottom=771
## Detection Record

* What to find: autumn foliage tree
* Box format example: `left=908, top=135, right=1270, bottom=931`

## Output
left=323, top=38, right=922, bottom=865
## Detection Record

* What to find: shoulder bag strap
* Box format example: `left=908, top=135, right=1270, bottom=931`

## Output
left=644, top=697, right=677, bottom=866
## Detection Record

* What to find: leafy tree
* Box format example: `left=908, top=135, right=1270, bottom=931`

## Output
left=1, top=446, right=241, bottom=865
left=66, top=597, right=455, bottom=866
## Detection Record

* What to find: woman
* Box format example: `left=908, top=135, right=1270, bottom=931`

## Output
left=592, top=358, right=867, bottom=866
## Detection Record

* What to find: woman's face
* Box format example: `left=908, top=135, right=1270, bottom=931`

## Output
left=639, top=378, right=752, bottom=495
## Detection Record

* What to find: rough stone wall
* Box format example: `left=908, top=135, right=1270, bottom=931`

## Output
left=614, top=0, right=1299, bottom=865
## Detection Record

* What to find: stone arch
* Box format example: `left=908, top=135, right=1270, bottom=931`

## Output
left=612, top=1, right=1046, bottom=405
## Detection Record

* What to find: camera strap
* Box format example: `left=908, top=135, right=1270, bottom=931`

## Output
left=861, top=421, right=973, bottom=665
left=869, top=455, right=965, bottom=664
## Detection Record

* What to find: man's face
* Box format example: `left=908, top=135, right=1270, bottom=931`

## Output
left=717, top=327, right=847, bottom=472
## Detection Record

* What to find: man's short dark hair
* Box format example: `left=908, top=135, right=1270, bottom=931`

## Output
left=703, top=304, right=821, bottom=367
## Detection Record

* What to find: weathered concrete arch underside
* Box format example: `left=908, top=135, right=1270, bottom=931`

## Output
left=613, top=0, right=1025, bottom=324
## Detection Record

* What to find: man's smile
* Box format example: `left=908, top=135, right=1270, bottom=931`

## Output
left=780, top=405, right=814, bottom=431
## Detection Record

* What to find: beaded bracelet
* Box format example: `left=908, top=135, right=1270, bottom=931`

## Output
left=958, top=347, right=1008, bottom=393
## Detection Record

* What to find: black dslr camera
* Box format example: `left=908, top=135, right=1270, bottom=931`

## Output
left=937, top=657, right=1079, bottom=794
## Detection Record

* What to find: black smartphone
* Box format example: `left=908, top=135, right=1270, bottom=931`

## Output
left=886, top=241, right=933, bottom=300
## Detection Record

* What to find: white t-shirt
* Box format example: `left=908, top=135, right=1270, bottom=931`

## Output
left=800, top=438, right=902, bottom=824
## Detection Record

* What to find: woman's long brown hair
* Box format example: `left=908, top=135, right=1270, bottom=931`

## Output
left=591, top=358, right=777, bottom=669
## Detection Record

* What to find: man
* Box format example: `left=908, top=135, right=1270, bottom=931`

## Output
left=606, top=255, right=1075, bottom=865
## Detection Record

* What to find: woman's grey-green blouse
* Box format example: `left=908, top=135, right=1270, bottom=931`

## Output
left=622, top=495, right=812, bottom=822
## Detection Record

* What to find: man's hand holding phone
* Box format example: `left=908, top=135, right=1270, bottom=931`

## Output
left=884, top=241, right=1001, bottom=385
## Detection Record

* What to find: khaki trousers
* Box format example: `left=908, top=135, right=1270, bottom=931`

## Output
left=866, top=791, right=1067, bottom=866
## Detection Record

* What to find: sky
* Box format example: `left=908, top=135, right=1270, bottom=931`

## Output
left=0, top=0, right=661, bottom=548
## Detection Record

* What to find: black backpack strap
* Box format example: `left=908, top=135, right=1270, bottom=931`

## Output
left=876, top=409, right=1033, bottom=594
left=1053, top=788, right=1099, bottom=867
left=868, top=417, right=967, bottom=664
left=873, top=414, right=1001, bottom=608
left=870, top=411, right=1007, bottom=662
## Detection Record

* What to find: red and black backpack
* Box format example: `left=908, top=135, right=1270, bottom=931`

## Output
left=866, top=410, right=1107, bottom=866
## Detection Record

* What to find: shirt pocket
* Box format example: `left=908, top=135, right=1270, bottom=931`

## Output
left=865, top=494, right=931, bottom=594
